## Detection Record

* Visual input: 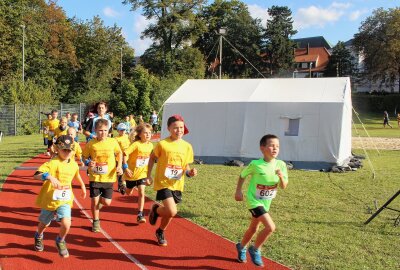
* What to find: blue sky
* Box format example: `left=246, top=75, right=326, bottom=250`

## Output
left=57, top=0, right=398, bottom=55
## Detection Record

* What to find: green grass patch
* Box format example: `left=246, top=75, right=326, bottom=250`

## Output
left=0, top=134, right=45, bottom=189
left=1, top=135, right=399, bottom=269
left=353, top=111, right=400, bottom=138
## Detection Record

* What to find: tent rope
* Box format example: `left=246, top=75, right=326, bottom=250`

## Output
left=351, top=118, right=376, bottom=179
left=352, top=107, right=380, bottom=155
left=222, top=36, right=266, bottom=78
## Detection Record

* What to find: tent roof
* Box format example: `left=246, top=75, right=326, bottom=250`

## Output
left=166, top=78, right=350, bottom=104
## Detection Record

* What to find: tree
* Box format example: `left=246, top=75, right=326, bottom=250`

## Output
left=353, top=8, right=400, bottom=92
left=195, top=0, right=263, bottom=78
left=123, top=0, right=206, bottom=75
left=263, top=6, right=297, bottom=76
left=324, top=41, right=357, bottom=77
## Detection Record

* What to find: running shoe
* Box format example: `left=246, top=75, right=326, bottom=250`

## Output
left=92, top=219, right=101, bottom=232
left=149, top=204, right=159, bottom=225
left=137, top=213, right=146, bottom=224
left=236, top=242, right=247, bottom=263
left=55, top=239, right=69, bottom=258
left=248, top=245, right=264, bottom=267
left=155, top=228, right=167, bottom=246
left=34, top=234, right=44, bottom=252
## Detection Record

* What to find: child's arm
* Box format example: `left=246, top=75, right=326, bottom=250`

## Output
left=34, top=172, right=62, bottom=189
left=146, top=152, right=156, bottom=185
left=275, top=169, right=288, bottom=189
left=74, top=172, right=87, bottom=199
left=235, top=176, right=245, bottom=201
left=122, top=154, right=133, bottom=178
left=185, top=165, right=197, bottom=178
left=116, top=151, right=123, bottom=175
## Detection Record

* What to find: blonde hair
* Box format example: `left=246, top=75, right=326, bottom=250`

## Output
left=132, top=123, right=152, bottom=142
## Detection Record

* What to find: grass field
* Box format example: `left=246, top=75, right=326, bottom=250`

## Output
left=1, top=133, right=399, bottom=270
left=353, top=111, right=400, bottom=138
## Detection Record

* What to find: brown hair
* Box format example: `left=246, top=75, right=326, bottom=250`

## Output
left=133, top=123, right=152, bottom=142
left=95, top=118, right=109, bottom=129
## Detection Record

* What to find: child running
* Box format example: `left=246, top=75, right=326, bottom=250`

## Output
left=122, top=123, right=153, bottom=223
left=33, top=135, right=86, bottom=258
left=234, top=134, right=288, bottom=267
left=115, top=123, right=131, bottom=194
left=66, top=127, right=83, bottom=167
left=46, top=109, right=59, bottom=156
left=147, top=115, right=197, bottom=246
left=82, top=119, right=123, bottom=232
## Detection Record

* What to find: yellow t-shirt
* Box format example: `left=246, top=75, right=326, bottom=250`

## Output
left=123, top=141, right=153, bottom=181
left=47, top=119, right=60, bottom=136
left=42, top=119, right=49, bottom=138
left=153, top=137, right=194, bottom=192
left=72, top=141, right=82, bottom=162
left=115, top=134, right=131, bottom=152
left=130, top=119, right=137, bottom=128
left=35, top=157, right=79, bottom=211
left=54, top=127, right=68, bottom=138
left=82, top=137, right=122, bottom=183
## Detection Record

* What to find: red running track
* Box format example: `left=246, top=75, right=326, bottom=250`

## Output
left=0, top=153, right=291, bottom=270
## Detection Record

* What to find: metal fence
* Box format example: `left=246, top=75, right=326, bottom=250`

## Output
left=0, top=103, right=87, bottom=136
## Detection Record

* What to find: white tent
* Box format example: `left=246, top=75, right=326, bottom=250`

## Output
left=161, top=78, right=352, bottom=169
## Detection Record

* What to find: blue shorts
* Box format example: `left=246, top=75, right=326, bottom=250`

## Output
left=38, top=204, right=71, bottom=225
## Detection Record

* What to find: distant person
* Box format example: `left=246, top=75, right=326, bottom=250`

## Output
left=66, top=127, right=83, bottom=167
left=138, top=115, right=144, bottom=125
left=397, top=112, right=400, bottom=128
left=115, top=123, right=131, bottom=195
left=150, top=111, right=158, bottom=133
left=42, top=113, right=52, bottom=147
left=65, top=112, right=71, bottom=122
left=46, top=110, right=60, bottom=156
left=68, top=113, right=82, bottom=142
left=123, top=116, right=132, bottom=133
left=234, top=134, right=288, bottom=267
left=129, top=114, right=137, bottom=130
left=383, top=111, right=393, bottom=128
left=33, top=135, right=86, bottom=258
left=147, top=115, right=197, bottom=246
left=84, top=102, right=112, bottom=141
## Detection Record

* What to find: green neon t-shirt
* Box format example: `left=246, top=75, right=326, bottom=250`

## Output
left=240, top=158, right=288, bottom=211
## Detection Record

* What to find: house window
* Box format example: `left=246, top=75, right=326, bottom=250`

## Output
left=301, top=62, right=308, bottom=68
left=285, top=119, right=300, bottom=136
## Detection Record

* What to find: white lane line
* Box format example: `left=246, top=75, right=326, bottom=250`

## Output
left=74, top=198, right=148, bottom=270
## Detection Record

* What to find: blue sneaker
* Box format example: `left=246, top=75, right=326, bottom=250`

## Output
left=248, top=245, right=264, bottom=267
left=236, top=242, right=247, bottom=263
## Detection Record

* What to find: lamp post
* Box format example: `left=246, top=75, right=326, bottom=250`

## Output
left=309, top=62, right=313, bottom=78
left=218, top=28, right=226, bottom=79
left=21, top=25, right=25, bottom=85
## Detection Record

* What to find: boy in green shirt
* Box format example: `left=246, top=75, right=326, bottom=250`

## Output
left=234, top=134, right=288, bottom=267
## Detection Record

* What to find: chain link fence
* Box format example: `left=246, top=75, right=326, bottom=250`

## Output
left=0, top=103, right=87, bottom=136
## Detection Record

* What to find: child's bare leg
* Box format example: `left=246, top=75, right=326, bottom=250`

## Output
left=100, top=197, right=112, bottom=207
left=58, top=217, right=71, bottom=241
left=37, top=221, right=49, bottom=235
left=126, top=188, right=134, bottom=196
left=137, top=185, right=145, bottom=212
left=91, top=196, right=100, bottom=220
left=241, top=218, right=261, bottom=247
left=254, top=213, right=276, bottom=249
left=157, top=197, right=177, bottom=230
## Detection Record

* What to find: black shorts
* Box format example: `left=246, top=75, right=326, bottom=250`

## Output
left=126, top=179, right=146, bottom=189
left=156, top=188, right=182, bottom=204
left=89, top=182, right=114, bottom=199
left=249, top=206, right=267, bottom=218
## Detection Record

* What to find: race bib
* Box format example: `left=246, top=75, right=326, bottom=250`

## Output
left=92, top=162, right=108, bottom=175
left=164, top=165, right=183, bottom=180
left=52, top=187, right=72, bottom=201
left=255, top=184, right=277, bottom=200
left=136, top=156, right=149, bottom=168
left=48, top=131, right=55, bottom=137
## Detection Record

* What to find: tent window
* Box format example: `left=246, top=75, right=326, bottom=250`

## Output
left=284, top=119, right=300, bottom=136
